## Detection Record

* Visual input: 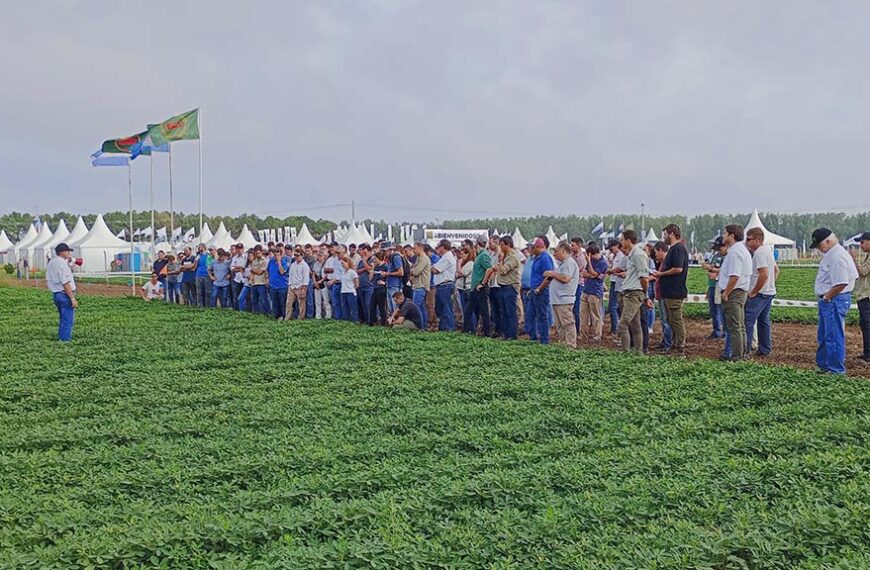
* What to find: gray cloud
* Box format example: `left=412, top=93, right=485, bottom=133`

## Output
left=1, top=1, right=869, bottom=222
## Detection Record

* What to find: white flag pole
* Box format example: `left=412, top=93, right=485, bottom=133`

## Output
left=198, top=106, right=203, bottom=236
left=150, top=153, right=155, bottom=259
left=128, top=162, right=135, bottom=296
left=169, top=144, right=175, bottom=247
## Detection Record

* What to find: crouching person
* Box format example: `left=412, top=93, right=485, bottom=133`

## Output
left=389, top=290, right=423, bottom=331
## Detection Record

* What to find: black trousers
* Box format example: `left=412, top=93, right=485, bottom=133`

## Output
left=370, top=287, right=388, bottom=326
left=464, top=286, right=491, bottom=336
left=859, top=298, right=870, bottom=360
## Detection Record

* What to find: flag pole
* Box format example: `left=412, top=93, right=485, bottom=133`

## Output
left=198, top=106, right=203, bottom=235
left=128, top=162, right=135, bottom=296
left=169, top=145, right=175, bottom=248
left=150, top=153, right=155, bottom=260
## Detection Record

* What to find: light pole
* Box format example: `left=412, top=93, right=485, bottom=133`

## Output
left=641, top=203, right=645, bottom=237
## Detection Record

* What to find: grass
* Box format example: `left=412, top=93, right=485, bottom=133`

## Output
left=2, top=284, right=870, bottom=569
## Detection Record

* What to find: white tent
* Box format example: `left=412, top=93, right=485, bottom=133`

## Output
left=65, top=217, right=90, bottom=246
left=197, top=223, right=214, bottom=245
left=645, top=228, right=659, bottom=243
left=294, top=223, right=319, bottom=246
left=0, top=230, right=14, bottom=264
left=511, top=227, right=527, bottom=247
left=10, top=224, right=39, bottom=264
left=358, top=224, right=375, bottom=244
left=236, top=225, right=261, bottom=249
left=20, top=222, right=54, bottom=267
left=206, top=222, right=234, bottom=250
left=545, top=226, right=559, bottom=249
left=72, top=214, right=131, bottom=272
left=745, top=209, right=797, bottom=261
left=340, top=223, right=371, bottom=246
left=34, top=220, right=70, bottom=270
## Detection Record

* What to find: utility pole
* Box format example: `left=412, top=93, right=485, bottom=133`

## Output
left=351, top=200, right=355, bottom=224
left=641, top=203, right=646, bottom=237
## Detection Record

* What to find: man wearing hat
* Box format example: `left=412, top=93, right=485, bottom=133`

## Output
left=46, top=243, right=78, bottom=342
left=851, top=232, right=870, bottom=362
left=812, top=228, right=859, bottom=374
left=701, top=237, right=726, bottom=339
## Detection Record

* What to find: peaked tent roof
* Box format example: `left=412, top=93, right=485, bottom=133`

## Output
left=358, top=224, right=375, bottom=244
left=340, top=223, right=371, bottom=246
left=295, top=223, right=320, bottom=246
left=27, top=222, right=55, bottom=251
left=745, top=209, right=795, bottom=247
left=545, top=226, right=559, bottom=248
left=512, top=227, right=527, bottom=247
left=206, top=222, right=234, bottom=250
left=236, top=225, right=261, bottom=249
left=41, top=220, right=70, bottom=251
left=645, top=228, right=659, bottom=243
left=67, top=217, right=90, bottom=245
left=0, top=230, right=14, bottom=251
left=13, top=224, right=39, bottom=251
left=197, top=223, right=214, bottom=244
left=74, top=214, right=129, bottom=248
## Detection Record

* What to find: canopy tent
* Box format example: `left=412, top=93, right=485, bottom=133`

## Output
left=295, top=223, right=320, bottom=247
left=196, top=223, right=214, bottom=245
left=236, top=225, right=261, bottom=249
left=340, top=223, right=371, bottom=246
left=19, top=222, right=54, bottom=268
left=65, top=217, right=90, bottom=246
left=34, top=220, right=70, bottom=270
left=545, top=226, right=559, bottom=249
left=357, top=224, right=375, bottom=244
left=206, top=222, right=235, bottom=250
left=72, top=214, right=131, bottom=272
left=0, top=230, right=14, bottom=264
left=10, top=224, right=39, bottom=264
left=745, top=209, right=798, bottom=260
left=645, top=228, right=659, bottom=243
left=511, top=227, right=527, bottom=247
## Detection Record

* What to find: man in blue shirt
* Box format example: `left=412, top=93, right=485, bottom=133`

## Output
left=385, top=244, right=405, bottom=313
left=267, top=245, right=290, bottom=320
left=528, top=236, right=554, bottom=344
left=178, top=246, right=196, bottom=306
left=356, top=244, right=374, bottom=324
left=193, top=244, right=212, bottom=308
left=209, top=249, right=232, bottom=308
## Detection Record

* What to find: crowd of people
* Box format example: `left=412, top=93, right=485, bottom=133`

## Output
left=47, top=223, right=870, bottom=374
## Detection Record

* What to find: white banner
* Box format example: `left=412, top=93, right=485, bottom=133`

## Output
left=424, top=228, right=489, bottom=245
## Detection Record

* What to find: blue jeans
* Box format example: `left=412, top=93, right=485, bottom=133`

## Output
left=238, top=284, right=251, bottom=311
left=817, top=293, right=851, bottom=374
left=195, top=276, right=210, bottom=308
left=435, top=283, right=456, bottom=331
left=341, top=292, right=359, bottom=322
left=387, top=286, right=402, bottom=313
left=158, top=277, right=167, bottom=301
left=182, top=280, right=196, bottom=305
left=358, top=287, right=373, bottom=323
left=464, top=286, right=490, bottom=336
left=52, top=292, right=75, bottom=341
left=251, top=285, right=268, bottom=314
left=522, top=288, right=533, bottom=336
left=573, top=285, right=582, bottom=334
left=230, top=281, right=244, bottom=310
left=306, top=278, right=316, bottom=318
left=167, top=281, right=181, bottom=304
left=707, top=285, right=724, bottom=338
left=270, top=288, right=288, bottom=320
left=412, top=288, right=428, bottom=330
left=656, top=299, right=673, bottom=348
left=497, top=286, right=518, bottom=339
left=330, top=283, right=343, bottom=320
left=607, top=282, right=619, bottom=333
left=531, top=288, right=550, bottom=344
left=745, top=293, right=774, bottom=355
left=211, top=284, right=229, bottom=308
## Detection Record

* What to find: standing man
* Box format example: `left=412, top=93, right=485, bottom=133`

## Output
left=409, top=242, right=431, bottom=330
left=718, top=224, right=753, bottom=361
left=249, top=246, right=269, bottom=314
left=286, top=248, right=310, bottom=320
left=812, top=228, right=859, bottom=374
left=230, top=244, right=247, bottom=310
left=606, top=239, right=625, bottom=336
left=701, top=237, right=726, bottom=339
left=46, top=243, right=78, bottom=342
left=152, top=250, right=169, bottom=301
left=570, top=237, right=587, bottom=335
left=579, top=242, right=608, bottom=342
left=193, top=244, right=211, bottom=308
left=529, top=237, right=555, bottom=344
left=464, top=236, right=492, bottom=336
left=384, top=243, right=405, bottom=314
left=744, top=228, right=778, bottom=358
left=494, top=235, right=521, bottom=339
left=487, top=236, right=503, bottom=338
left=267, top=245, right=289, bottom=320
left=853, top=232, right=870, bottom=363
left=355, top=244, right=375, bottom=324
left=208, top=249, right=232, bottom=308
left=616, top=230, right=650, bottom=353
left=653, top=224, right=689, bottom=354
left=542, top=242, right=579, bottom=348
left=178, top=247, right=196, bottom=306
left=431, top=239, right=457, bottom=331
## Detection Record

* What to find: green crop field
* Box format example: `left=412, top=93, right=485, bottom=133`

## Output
left=3, top=284, right=870, bottom=569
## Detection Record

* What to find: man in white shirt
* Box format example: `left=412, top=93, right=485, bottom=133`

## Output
left=718, top=224, right=753, bottom=361
left=744, top=228, right=779, bottom=357
left=229, top=244, right=247, bottom=310
left=431, top=239, right=457, bottom=331
left=285, top=248, right=311, bottom=320
left=542, top=242, right=580, bottom=348
left=812, top=228, right=860, bottom=374
left=606, top=240, right=625, bottom=335
left=45, top=243, right=78, bottom=341
left=615, top=231, right=650, bottom=353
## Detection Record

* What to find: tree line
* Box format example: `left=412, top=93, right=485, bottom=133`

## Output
left=2, top=209, right=869, bottom=248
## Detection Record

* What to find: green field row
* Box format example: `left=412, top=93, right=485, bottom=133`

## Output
left=3, top=285, right=870, bottom=569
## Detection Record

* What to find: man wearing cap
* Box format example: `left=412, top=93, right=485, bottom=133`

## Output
left=46, top=243, right=78, bottom=342
left=853, top=232, right=870, bottom=362
left=745, top=227, right=778, bottom=357
left=701, top=237, right=726, bottom=339
left=615, top=230, right=650, bottom=353
left=813, top=228, right=859, bottom=374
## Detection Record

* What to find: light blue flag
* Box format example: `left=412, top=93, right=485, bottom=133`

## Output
left=91, top=150, right=129, bottom=167
left=130, top=134, right=170, bottom=160
left=591, top=220, right=604, bottom=235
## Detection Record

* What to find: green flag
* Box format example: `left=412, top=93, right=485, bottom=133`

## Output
left=101, top=131, right=147, bottom=154
left=148, top=108, right=200, bottom=146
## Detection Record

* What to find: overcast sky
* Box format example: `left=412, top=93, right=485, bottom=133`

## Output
left=2, top=1, right=869, bottom=223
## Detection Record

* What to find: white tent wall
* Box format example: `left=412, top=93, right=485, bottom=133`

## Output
left=9, top=224, right=39, bottom=265
left=72, top=214, right=131, bottom=273
left=20, top=223, right=53, bottom=268
left=34, top=220, right=71, bottom=270
left=0, top=230, right=14, bottom=264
